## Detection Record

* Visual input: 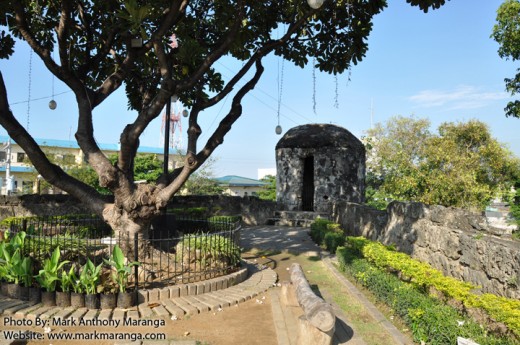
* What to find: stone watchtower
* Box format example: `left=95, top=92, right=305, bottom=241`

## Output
left=275, top=124, right=365, bottom=213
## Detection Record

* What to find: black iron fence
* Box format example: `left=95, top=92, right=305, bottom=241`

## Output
left=1, top=214, right=242, bottom=290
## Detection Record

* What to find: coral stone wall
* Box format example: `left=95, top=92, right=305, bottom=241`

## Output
left=0, top=194, right=277, bottom=226
left=333, top=201, right=520, bottom=299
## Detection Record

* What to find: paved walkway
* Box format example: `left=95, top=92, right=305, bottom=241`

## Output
left=0, top=225, right=409, bottom=345
left=242, top=225, right=411, bottom=345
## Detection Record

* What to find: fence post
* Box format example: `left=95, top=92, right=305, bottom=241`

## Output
left=134, top=232, right=139, bottom=292
left=22, top=218, right=27, bottom=232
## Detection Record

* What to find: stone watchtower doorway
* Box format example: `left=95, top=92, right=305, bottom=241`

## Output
left=302, top=155, right=314, bottom=211
left=275, top=124, right=366, bottom=214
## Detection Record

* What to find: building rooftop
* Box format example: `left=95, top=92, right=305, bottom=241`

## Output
left=275, top=123, right=364, bottom=150
left=0, top=135, right=169, bottom=155
left=214, top=175, right=268, bottom=187
left=0, top=166, right=35, bottom=173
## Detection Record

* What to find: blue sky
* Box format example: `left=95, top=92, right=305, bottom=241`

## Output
left=1, top=0, right=518, bottom=179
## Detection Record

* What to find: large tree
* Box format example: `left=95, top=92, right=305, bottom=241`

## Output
left=0, top=1, right=447, bottom=247
left=492, top=0, right=520, bottom=118
left=365, top=116, right=520, bottom=209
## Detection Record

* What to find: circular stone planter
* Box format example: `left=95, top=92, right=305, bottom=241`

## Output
left=117, top=291, right=135, bottom=308
left=41, top=291, right=56, bottom=307
left=70, top=292, right=85, bottom=308
left=56, top=291, right=71, bottom=307
left=85, top=293, right=100, bottom=309
left=100, top=293, right=117, bottom=309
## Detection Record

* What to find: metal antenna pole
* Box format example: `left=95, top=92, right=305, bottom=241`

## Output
left=163, top=99, right=171, bottom=176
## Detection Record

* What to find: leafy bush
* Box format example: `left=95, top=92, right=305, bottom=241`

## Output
left=169, top=207, right=208, bottom=218
left=35, top=246, right=69, bottom=292
left=338, top=237, right=520, bottom=340
left=208, top=216, right=241, bottom=232
left=176, top=234, right=241, bottom=267
left=0, top=214, right=111, bottom=239
left=310, top=218, right=330, bottom=243
left=79, top=259, right=102, bottom=295
left=337, top=246, right=516, bottom=345
left=310, top=219, right=343, bottom=247
left=324, top=232, right=345, bottom=253
left=103, top=245, right=140, bottom=293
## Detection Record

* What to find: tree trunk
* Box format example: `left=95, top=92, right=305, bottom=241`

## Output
left=103, top=204, right=153, bottom=261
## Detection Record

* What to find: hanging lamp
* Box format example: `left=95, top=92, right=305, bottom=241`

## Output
left=307, top=0, right=324, bottom=9
left=49, top=51, right=57, bottom=110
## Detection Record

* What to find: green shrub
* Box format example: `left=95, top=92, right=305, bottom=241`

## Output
left=338, top=237, right=520, bottom=341
left=324, top=232, right=345, bottom=253
left=208, top=216, right=241, bottom=232
left=169, top=207, right=208, bottom=218
left=310, top=218, right=330, bottom=244
left=348, top=237, right=520, bottom=337
left=310, top=219, right=344, bottom=247
left=176, top=234, right=241, bottom=267
left=336, top=246, right=516, bottom=345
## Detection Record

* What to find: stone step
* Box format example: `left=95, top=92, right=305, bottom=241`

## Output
left=274, top=211, right=329, bottom=220
left=267, top=210, right=329, bottom=227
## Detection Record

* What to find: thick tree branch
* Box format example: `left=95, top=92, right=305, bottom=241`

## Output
left=57, top=0, right=72, bottom=70
left=0, top=72, right=106, bottom=215
left=157, top=60, right=265, bottom=203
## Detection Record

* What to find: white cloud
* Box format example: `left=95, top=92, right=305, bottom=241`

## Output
left=408, top=85, right=509, bottom=110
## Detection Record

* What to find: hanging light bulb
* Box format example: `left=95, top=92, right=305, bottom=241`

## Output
left=307, top=0, right=324, bottom=9
left=171, top=94, right=179, bottom=103
left=48, top=100, right=57, bottom=110
left=275, top=125, right=282, bottom=135
left=182, top=109, right=189, bottom=117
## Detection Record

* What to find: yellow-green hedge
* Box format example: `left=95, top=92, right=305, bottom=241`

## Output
left=346, top=236, right=520, bottom=337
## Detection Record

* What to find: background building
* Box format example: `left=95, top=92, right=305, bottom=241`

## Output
left=214, top=175, right=268, bottom=197
left=0, top=135, right=179, bottom=195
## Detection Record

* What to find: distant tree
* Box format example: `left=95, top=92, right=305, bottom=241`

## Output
left=258, top=175, right=276, bottom=201
left=364, top=116, right=431, bottom=208
left=492, top=0, right=520, bottom=118
left=365, top=116, right=520, bottom=209
left=68, top=165, right=109, bottom=195
left=133, top=154, right=163, bottom=182
left=509, top=178, right=520, bottom=236
left=182, top=157, right=223, bottom=195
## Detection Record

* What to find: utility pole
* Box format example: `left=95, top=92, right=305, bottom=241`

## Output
left=4, top=139, right=13, bottom=195
left=163, top=99, right=171, bottom=176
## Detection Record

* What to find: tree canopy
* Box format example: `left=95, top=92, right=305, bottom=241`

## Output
left=492, top=0, right=520, bottom=118
left=365, top=116, right=520, bottom=210
left=0, top=0, right=448, bottom=236
left=258, top=174, right=276, bottom=201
